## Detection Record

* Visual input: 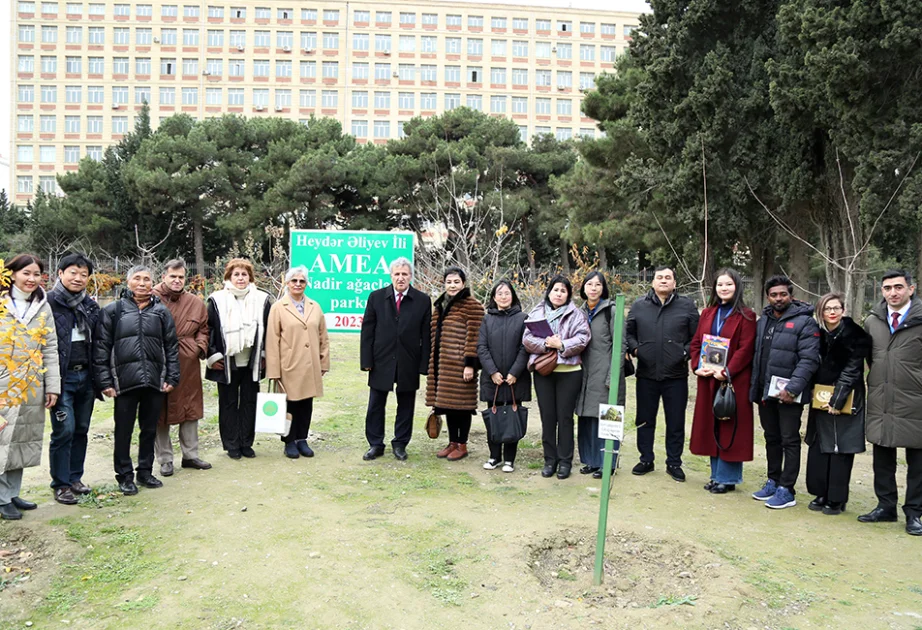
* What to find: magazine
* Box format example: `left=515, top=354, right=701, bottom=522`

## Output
left=768, top=375, right=803, bottom=403
left=524, top=318, right=554, bottom=338
left=811, top=384, right=854, bottom=415
left=699, top=335, right=729, bottom=371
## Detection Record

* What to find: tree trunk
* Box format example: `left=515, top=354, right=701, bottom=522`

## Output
left=597, top=246, right=608, bottom=270
left=917, top=228, right=922, bottom=289
left=522, top=215, right=536, bottom=281
left=786, top=234, right=812, bottom=299
left=560, top=238, right=571, bottom=275
left=193, top=214, right=205, bottom=276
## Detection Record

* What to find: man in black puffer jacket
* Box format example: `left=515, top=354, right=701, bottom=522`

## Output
left=749, top=276, right=820, bottom=510
left=626, top=266, right=699, bottom=482
left=94, top=265, right=180, bottom=496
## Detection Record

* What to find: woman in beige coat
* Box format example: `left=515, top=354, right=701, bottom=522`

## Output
left=266, top=266, right=330, bottom=459
left=1, top=254, right=60, bottom=520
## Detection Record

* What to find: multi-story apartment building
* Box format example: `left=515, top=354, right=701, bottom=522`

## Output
left=9, top=0, right=640, bottom=202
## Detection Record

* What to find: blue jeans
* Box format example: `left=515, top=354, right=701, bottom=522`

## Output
left=710, top=456, right=743, bottom=485
left=49, top=367, right=95, bottom=489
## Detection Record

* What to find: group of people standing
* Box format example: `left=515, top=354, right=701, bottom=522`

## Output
left=2, top=250, right=921, bottom=538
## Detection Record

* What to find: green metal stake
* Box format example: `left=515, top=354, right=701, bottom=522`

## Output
left=593, top=293, right=625, bottom=586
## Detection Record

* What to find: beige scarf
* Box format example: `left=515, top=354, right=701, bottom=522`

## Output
left=212, top=282, right=263, bottom=358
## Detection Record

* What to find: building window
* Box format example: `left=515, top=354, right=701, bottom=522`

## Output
left=420, top=65, right=436, bottom=82
left=40, top=115, right=56, bottom=133
left=558, top=21, right=572, bottom=32
left=375, top=34, right=391, bottom=53
left=41, top=26, right=58, bottom=43
left=446, top=38, right=461, bottom=54
left=351, top=120, right=368, bottom=137
left=580, top=44, right=595, bottom=61
left=420, top=93, right=436, bottom=109
left=624, top=25, right=635, bottom=37
left=512, top=96, right=527, bottom=113
left=491, top=40, right=507, bottom=56
left=536, top=70, right=551, bottom=86
left=252, top=89, right=268, bottom=106
left=490, top=95, right=506, bottom=113
left=278, top=8, right=293, bottom=20
left=112, top=86, right=128, bottom=104
left=87, top=57, right=103, bottom=74
left=445, top=93, right=460, bottom=110
left=254, top=30, right=270, bottom=47
left=113, top=57, right=129, bottom=74
left=253, top=7, right=269, bottom=20
left=41, top=85, right=57, bottom=103
left=86, top=146, right=102, bottom=161
left=299, top=89, right=316, bottom=107
left=557, top=99, right=572, bottom=115
left=601, top=23, right=615, bottom=36
left=353, top=33, right=369, bottom=50
left=469, top=15, right=483, bottom=28
left=322, top=61, right=339, bottom=79
left=205, top=87, right=221, bottom=104
left=17, top=146, right=34, bottom=163
left=66, top=2, right=81, bottom=15
left=466, top=94, right=482, bottom=111
left=207, top=5, right=223, bottom=18
left=18, top=56, right=35, bottom=73
left=321, top=90, right=337, bottom=107
left=376, top=11, right=392, bottom=24
left=300, top=8, right=315, bottom=21
left=113, top=27, right=130, bottom=45
left=65, top=85, right=82, bottom=103
left=398, top=64, right=415, bottom=81
left=275, top=89, right=291, bottom=108
left=580, top=22, right=595, bottom=34
left=322, top=32, right=338, bottom=49
left=601, top=46, right=616, bottom=62
left=227, top=88, right=243, bottom=105
left=557, top=71, right=573, bottom=88
left=421, top=36, right=437, bottom=53
left=422, top=13, right=437, bottom=26
left=18, top=115, right=35, bottom=132
left=137, top=28, right=153, bottom=45
left=39, top=176, right=58, bottom=194
left=41, top=1, right=58, bottom=13
left=207, top=29, right=223, bottom=46
left=229, top=59, right=245, bottom=77
left=181, top=58, right=199, bottom=75
left=374, top=91, right=390, bottom=108
left=397, top=121, right=406, bottom=138
left=557, top=43, right=572, bottom=59
left=536, top=19, right=551, bottom=31
left=183, top=28, right=200, bottom=46
left=512, top=68, right=528, bottom=86
left=491, top=17, right=507, bottom=29
left=66, top=26, right=82, bottom=44
left=276, top=60, right=292, bottom=77
left=374, top=120, right=390, bottom=138
left=205, top=58, right=222, bottom=75
left=162, top=4, right=177, bottom=17
left=323, top=9, right=339, bottom=22
left=18, top=85, right=35, bottom=103
left=160, top=29, right=177, bottom=45
left=135, top=86, right=151, bottom=103
left=468, top=38, right=483, bottom=56
left=40, top=56, right=57, bottom=74
left=352, top=91, right=368, bottom=108
left=354, top=10, right=369, bottom=23
left=446, top=14, right=461, bottom=27
left=229, top=30, right=245, bottom=47
left=19, top=25, right=35, bottom=43
left=87, top=86, right=104, bottom=103
left=399, top=12, right=415, bottom=25
left=374, top=63, right=391, bottom=80
left=490, top=67, right=506, bottom=84
left=64, top=146, right=80, bottom=162
left=17, top=176, right=34, bottom=194
left=183, top=5, right=200, bottom=18
left=536, top=98, right=550, bottom=114
left=19, top=1, right=36, bottom=12
left=160, top=87, right=176, bottom=104
left=114, top=4, right=130, bottom=17
left=300, top=31, right=317, bottom=50
left=580, top=72, right=596, bottom=89
left=513, top=17, right=528, bottom=30
left=350, top=62, right=367, bottom=79
left=253, top=60, right=269, bottom=77
left=398, top=92, right=414, bottom=109
left=445, top=66, right=460, bottom=83
left=40, top=145, right=56, bottom=163
left=65, top=115, right=80, bottom=132
left=112, top=116, right=129, bottom=134
left=556, top=128, right=572, bottom=141
left=399, top=36, right=415, bottom=52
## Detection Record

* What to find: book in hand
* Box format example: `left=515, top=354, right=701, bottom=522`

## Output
left=768, top=375, right=803, bottom=403
left=525, top=318, right=554, bottom=338
left=699, top=334, right=729, bottom=371
left=811, top=384, right=854, bottom=415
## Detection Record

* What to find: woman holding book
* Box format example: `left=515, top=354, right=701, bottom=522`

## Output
left=689, top=269, right=757, bottom=494
left=804, top=293, right=870, bottom=515
left=523, top=275, right=591, bottom=480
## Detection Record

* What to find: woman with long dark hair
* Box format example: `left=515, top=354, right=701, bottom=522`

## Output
left=804, top=293, right=870, bottom=515
left=523, top=275, right=591, bottom=480
left=575, top=271, right=626, bottom=479
left=0, top=254, right=60, bottom=520
left=477, top=280, right=531, bottom=472
left=689, top=268, right=757, bottom=493
left=427, top=267, right=485, bottom=461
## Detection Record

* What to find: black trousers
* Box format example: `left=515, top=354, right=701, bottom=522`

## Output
left=635, top=377, right=688, bottom=467
left=282, top=397, right=313, bottom=444
left=484, top=415, right=519, bottom=463
left=365, top=387, right=416, bottom=448
left=759, top=401, right=805, bottom=490
left=534, top=371, right=582, bottom=468
left=446, top=411, right=472, bottom=444
left=113, top=387, right=163, bottom=482
left=872, top=444, right=922, bottom=518
left=218, top=367, right=259, bottom=452
left=805, top=441, right=855, bottom=504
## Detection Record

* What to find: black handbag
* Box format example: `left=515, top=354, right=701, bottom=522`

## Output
left=481, top=384, right=528, bottom=444
left=712, top=371, right=738, bottom=451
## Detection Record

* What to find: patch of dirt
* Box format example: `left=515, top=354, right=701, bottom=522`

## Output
left=527, top=527, right=759, bottom=614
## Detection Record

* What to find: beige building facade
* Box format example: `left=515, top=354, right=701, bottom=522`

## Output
left=9, top=0, right=639, bottom=202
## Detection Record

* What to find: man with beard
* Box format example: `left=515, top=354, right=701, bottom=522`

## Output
left=47, top=253, right=101, bottom=505
left=749, top=276, right=821, bottom=509
left=152, top=260, right=212, bottom=477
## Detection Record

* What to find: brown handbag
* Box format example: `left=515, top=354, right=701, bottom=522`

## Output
left=533, top=350, right=558, bottom=377
left=425, top=410, right=443, bottom=439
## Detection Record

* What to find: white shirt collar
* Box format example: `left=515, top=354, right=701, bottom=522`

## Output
left=394, top=288, right=407, bottom=299
left=888, top=302, right=911, bottom=319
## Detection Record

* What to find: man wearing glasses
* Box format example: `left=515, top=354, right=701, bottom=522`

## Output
left=861, top=270, right=922, bottom=536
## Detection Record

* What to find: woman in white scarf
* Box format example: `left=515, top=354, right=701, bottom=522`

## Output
left=205, top=259, right=272, bottom=460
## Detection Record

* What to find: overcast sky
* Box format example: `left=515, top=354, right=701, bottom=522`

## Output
left=0, top=0, right=650, bottom=193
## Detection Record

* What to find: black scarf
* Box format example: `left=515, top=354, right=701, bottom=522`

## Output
left=51, top=279, right=92, bottom=341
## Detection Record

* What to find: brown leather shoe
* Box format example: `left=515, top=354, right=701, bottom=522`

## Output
left=181, top=458, right=213, bottom=470
left=447, top=443, right=469, bottom=461
left=54, top=487, right=79, bottom=505
left=70, top=481, right=92, bottom=495
left=436, top=442, right=458, bottom=458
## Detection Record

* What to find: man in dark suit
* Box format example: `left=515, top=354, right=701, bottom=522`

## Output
left=360, top=257, right=432, bottom=461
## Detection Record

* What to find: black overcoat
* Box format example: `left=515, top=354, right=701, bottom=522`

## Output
left=477, top=305, right=531, bottom=404
left=360, top=284, right=432, bottom=393
left=805, top=317, right=870, bottom=454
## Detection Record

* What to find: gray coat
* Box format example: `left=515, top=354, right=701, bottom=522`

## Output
left=0, top=288, right=61, bottom=474
left=865, top=297, right=922, bottom=448
left=575, top=300, right=626, bottom=417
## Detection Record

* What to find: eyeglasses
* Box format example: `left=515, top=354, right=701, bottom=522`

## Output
left=823, top=306, right=843, bottom=313
left=289, top=279, right=306, bottom=285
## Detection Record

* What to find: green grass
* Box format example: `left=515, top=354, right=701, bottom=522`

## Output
left=651, top=594, right=698, bottom=607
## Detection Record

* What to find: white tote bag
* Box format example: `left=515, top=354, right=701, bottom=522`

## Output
left=255, top=381, right=290, bottom=435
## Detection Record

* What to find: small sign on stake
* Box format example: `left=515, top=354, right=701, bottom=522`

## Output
left=597, top=405, right=624, bottom=441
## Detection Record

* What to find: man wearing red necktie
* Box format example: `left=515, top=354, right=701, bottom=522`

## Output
left=861, top=270, right=922, bottom=536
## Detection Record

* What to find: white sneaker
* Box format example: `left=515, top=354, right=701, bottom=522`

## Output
left=502, top=462, right=515, bottom=473
left=483, top=459, right=500, bottom=470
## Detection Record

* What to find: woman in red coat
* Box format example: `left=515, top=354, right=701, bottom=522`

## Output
left=689, top=268, right=756, bottom=494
